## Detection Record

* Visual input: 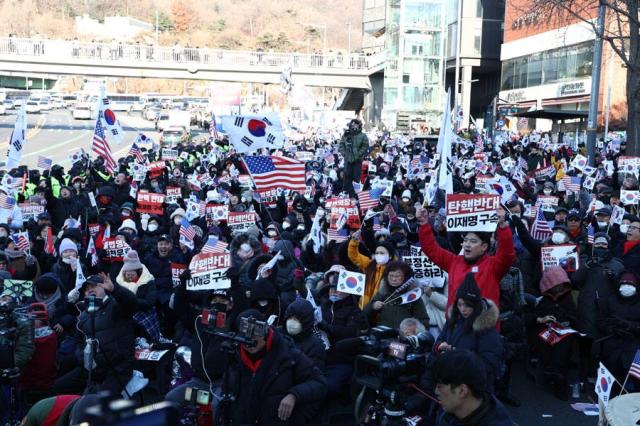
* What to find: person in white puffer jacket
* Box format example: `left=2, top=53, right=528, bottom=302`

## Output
left=422, top=280, right=448, bottom=339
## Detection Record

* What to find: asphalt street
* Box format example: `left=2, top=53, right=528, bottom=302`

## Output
left=0, top=108, right=206, bottom=169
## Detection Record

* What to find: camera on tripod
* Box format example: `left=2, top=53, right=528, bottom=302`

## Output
left=200, top=308, right=269, bottom=349
left=354, top=326, right=434, bottom=391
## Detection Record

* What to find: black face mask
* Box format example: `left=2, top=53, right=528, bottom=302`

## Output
left=592, top=247, right=609, bottom=260
left=598, top=196, right=611, bottom=204
left=212, top=302, right=229, bottom=313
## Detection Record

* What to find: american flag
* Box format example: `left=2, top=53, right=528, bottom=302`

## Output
left=0, top=193, right=16, bottom=209
left=179, top=217, right=196, bottom=242
left=327, top=228, right=349, bottom=243
left=373, top=216, right=382, bottom=231
left=244, top=156, right=306, bottom=193
left=561, top=176, right=581, bottom=193
left=128, top=142, right=145, bottom=163
left=92, top=119, right=117, bottom=173
left=12, top=232, right=30, bottom=252
left=201, top=235, right=228, bottom=254
left=210, top=113, right=219, bottom=140
left=531, top=208, right=553, bottom=241
left=357, top=187, right=385, bottom=212
left=37, top=156, right=53, bottom=170
left=587, top=224, right=595, bottom=245
left=629, top=349, right=640, bottom=381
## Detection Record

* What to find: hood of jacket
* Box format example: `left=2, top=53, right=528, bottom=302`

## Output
left=448, top=299, right=499, bottom=333
left=284, top=298, right=315, bottom=337
left=116, top=264, right=154, bottom=295
left=539, top=265, right=570, bottom=295
left=272, top=239, right=296, bottom=261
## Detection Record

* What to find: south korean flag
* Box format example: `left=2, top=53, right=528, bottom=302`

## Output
left=221, top=113, right=285, bottom=154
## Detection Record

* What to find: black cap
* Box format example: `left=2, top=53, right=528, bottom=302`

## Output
left=596, top=207, right=612, bottom=216
left=37, top=212, right=51, bottom=220
left=79, top=275, right=104, bottom=292
left=158, top=234, right=172, bottom=242
left=555, top=206, right=568, bottom=214
left=552, top=223, right=570, bottom=234
left=456, top=273, right=482, bottom=305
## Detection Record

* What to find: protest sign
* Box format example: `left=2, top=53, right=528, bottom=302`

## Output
left=146, top=161, right=166, bottom=178
left=205, top=204, right=229, bottom=226
left=165, top=186, right=181, bottom=204
left=103, top=238, right=131, bottom=262
left=135, top=349, right=170, bottom=362
left=227, top=212, right=256, bottom=232
left=295, top=151, right=314, bottom=162
left=540, top=244, right=579, bottom=272
left=187, top=252, right=231, bottom=290
left=171, top=262, right=187, bottom=288
left=131, top=163, right=147, bottom=182
left=336, top=270, right=366, bottom=296
left=402, top=255, right=446, bottom=287
left=136, top=191, right=165, bottom=215
left=534, top=164, right=555, bottom=180
left=18, top=202, right=45, bottom=221
left=445, top=194, right=500, bottom=232
left=88, top=223, right=100, bottom=238
left=162, top=148, right=179, bottom=161
left=371, top=178, right=393, bottom=197
left=620, top=190, right=640, bottom=206
left=475, top=174, right=493, bottom=190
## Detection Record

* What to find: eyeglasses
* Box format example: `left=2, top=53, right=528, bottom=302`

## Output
left=629, top=225, right=640, bottom=231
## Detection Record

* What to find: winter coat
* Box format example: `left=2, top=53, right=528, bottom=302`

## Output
left=348, top=238, right=387, bottom=309
left=109, top=182, right=133, bottom=207
left=272, top=239, right=303, bottom=296
left=50, top=196, right=83, bottom=230
left=619, top=240, right=640, bottom=276
left=571, top=254, right=624, bottom=337
left=32, top=273, right=76, bottom=332
left=8, top=255, right=41, bottom=282
left=116, top=265, right=156, bottom=312
left=435, top=300, right=503, bottom=389
left=51, top=259, right=85, bottom=294
left=224, top=329, right=326, bottom=425
left=320, top=294, right=369, bottom=363
left=284, top=299, right=326, bottom=370
left=74, top=283, right=137, bottom=384
left=364, top=278, right=430, bottom=330
left=419, top=224, right=515, bottom=309
left=190, top=318, right=232, bottom=382
left=598, top=292, right=640, bottom=376
left=339, top=131, right=369, bottom=163
left=143, top=248, right=190, bottom=305
left=0, top=315, right=34, bottom=370
left=435, top=393, right=513, bottom=426
left=423, top=283, right=448, bottom=332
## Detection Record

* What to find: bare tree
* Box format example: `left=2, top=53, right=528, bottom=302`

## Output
left=515, top=0, right=640, bottom=155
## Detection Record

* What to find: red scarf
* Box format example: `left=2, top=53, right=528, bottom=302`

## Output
left=239, top=328, right=274, bottom=373
left=624, top=239, right=640, bottom=255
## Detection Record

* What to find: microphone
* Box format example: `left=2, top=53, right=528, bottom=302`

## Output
left=87, top=295, right=97, bottom=313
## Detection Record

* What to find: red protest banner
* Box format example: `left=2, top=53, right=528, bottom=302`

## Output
left=187, top=252, right=231, bottom=291
left=88, top=223, right=100, bottom=238
left=136, top=191, right=165, bottom=215
left=171, top=262, right=187, bottom=288
left=227, top=212, right=256, bottom=231
left=147, top=161, right=166, bottom=178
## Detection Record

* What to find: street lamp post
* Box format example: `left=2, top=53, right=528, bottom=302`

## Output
left=586, top=1, right=606, bottom=167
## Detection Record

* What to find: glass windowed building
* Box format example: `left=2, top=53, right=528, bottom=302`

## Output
left=381, top=0, right=447, bottom=130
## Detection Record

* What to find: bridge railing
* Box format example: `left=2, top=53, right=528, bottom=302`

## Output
left=0, top=37, right=384, bottom=72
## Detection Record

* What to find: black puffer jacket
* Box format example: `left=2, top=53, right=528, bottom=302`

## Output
left=224, top=329, right=326, bottom=425
left=284, top=299, right=326, bottom=370
left=75, top=284, right=137, bottom=388
left=143, top=248, right=190, bottom=305
left=272, top=239, right=303, bottom=302
left=49, top=195, right=83, bottom=230
left=319, top=292, right=369, bottom=363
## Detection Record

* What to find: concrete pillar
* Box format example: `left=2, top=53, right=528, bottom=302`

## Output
left=461, top=65, right=472, bottom=129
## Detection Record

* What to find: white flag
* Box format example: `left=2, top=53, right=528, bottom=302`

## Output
left=221, top=113, right=284, bottom=154
left=6, top=105, right=27, bottom=169
left=438, top=104, right=454, bottom=194
left=74, top=259, right=86, bottom=290
left=96, top=86, right=124, bottom=145
left=594, top=362, right=615, bottom=406
left=436, top=89, right=451, bottom=155
left=309, top=214, right=324, bottom=254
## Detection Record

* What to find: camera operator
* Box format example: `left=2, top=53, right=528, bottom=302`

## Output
left=339, top=118, right=369, bottom=198
left=432, top=350, right=512, bottom=425
left=165, top=288, right=234, bottom=408
left=53, top=273, right=138, bottom=397
left=221, top=309, right=326, bottom=425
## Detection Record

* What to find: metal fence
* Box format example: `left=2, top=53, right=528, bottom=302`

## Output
left=0, top=37, right=386, bottom=72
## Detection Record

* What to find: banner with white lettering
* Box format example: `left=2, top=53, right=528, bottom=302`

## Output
left=162, top=148, right=179, bottom=161
left=165, top=187, right=181, bottom=204
left=171, top=262, right=187, bottom=288
left=18, top=202, right=45, bottom=221
left=540, top=244, right=579, bottom=272
left=187, top=252, right=231, bottom=290
left=136, top=191, right=166, bottom=215
left=227, top=212, right=256, bottom=232
left=402, top=255, right=447, bottom=287
left=445, top=194, right=500, bottom=232
left=103, top=238, right=131, bottom=262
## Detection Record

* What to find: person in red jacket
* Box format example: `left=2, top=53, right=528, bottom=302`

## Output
left=416, top=207, right=515, bottom=309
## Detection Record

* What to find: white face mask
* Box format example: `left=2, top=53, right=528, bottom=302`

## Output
left=240, top=243, right=252, bottom=253
left=174, top=217, right=183, bottom=225
left=620, top=224, right=629, bottom=234
left=148, top=223, right=158, bottom=232
left=597, top=221, right=609, bottom=228
left=316, top=209, right=325, bottom=218
left=619, top=284, right=637, bottom=298
left=374, top=253, right=389, bottom=265
left=286, top=318, right=303, bottom=336
left=62, top=256, right=76, bottom=264
left=551, top=233, right=566, bottom=245
left=329, top=170, right=338, bottom=181
left=543, top=189, right=553, bottom=195
left=402, top=197, right=410, bottom=203
left=282, top=222, right=291, bottom=230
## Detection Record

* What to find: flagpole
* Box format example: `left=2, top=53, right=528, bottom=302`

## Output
left=618, top=372, right=630, bottom=395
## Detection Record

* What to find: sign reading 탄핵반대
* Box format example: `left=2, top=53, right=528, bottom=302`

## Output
left=187, top=252, right=231, bottom=291
left=445, top=194, right=500, bottom=232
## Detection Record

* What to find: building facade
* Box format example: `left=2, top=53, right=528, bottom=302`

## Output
left=381, top=0, right=447, bottom=130
left=362, top=0, right=387, bottom=54
left=499, top=0, right=627, bottom=133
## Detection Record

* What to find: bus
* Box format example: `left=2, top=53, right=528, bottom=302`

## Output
left=108, top=94, right=144, bottom=111
left=0, top=88, right=30, bottom=106
left=62, top=94, right=78, bottom=107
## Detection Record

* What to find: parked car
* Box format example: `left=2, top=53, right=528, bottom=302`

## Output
left=25, top=100, right=41, bottom=113
left=160, top=126, right=190, bottom=147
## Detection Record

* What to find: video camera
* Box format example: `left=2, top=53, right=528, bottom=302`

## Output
left=200, top=308, right=269, bottom=349
left=79, top=391, right=179, bottom=426
left=352, top=326, right=434, bottom=391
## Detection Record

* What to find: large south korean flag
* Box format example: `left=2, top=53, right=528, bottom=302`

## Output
left=221, top=113, right=285, bottom=154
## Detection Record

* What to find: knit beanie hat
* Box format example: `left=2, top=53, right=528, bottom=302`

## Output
left=35, top=273, right=60, bottom=294
left=121, top=250, right=143, bottom=272
left=456, top=273, right=482, bottom=305
left=59, top=238, right=78, bottom=255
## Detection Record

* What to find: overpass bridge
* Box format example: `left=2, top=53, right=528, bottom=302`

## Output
left=0, top=37, right=384, bottom=90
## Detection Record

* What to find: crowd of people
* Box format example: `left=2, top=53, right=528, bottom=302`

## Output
left=0, top=117, right=639, bottom=425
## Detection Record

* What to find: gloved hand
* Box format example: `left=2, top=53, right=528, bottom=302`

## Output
left=68, top=288, right=80, bottom=303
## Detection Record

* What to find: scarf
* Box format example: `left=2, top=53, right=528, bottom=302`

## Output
left=35, top=286, right=62, bottom=318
